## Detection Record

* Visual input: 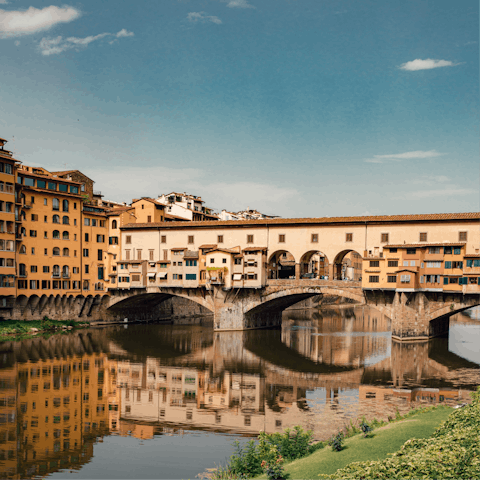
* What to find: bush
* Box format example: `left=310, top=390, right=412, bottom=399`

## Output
left=327, top=387, right=480, bottom=479
left=329, top=432, right=345, bottom=452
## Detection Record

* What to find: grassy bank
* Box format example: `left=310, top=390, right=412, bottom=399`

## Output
left=0, top=318, right=88, bottom=342
left=275, top=406, right=453, bottom=479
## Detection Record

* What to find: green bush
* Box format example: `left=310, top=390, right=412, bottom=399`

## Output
left=328, top=388, right=480, bottom=479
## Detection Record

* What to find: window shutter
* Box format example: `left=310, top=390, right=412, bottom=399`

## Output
left=443, top=277, right=449, bottom=285
left=445, top=261, right=452, bottom=269
left=459, top=261, right=463, bottom=269
left=466, top=259, right=473, bottom=267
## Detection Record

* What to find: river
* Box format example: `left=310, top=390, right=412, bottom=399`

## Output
left=0, top=305, right=479, bottom=479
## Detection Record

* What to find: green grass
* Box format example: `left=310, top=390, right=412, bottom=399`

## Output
left=0, top=318, right=87, bottom=342
left=257, top=406, right=453, bottom=480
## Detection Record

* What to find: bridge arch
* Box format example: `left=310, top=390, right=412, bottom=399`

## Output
left=332, top=249, right=363, bottom=281
left=268, top=250, right=296, bottom=279
left=299, top=250, right=330, bottom=278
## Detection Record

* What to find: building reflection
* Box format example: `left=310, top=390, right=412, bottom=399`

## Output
left=0, top=307, right=479, bottom=478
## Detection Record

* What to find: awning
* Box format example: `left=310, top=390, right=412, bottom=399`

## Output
left=158, top=272, right=168, bottom=279
left=147, top=273, right=156, bottom=279
left=233, top=273, right=242, bottom=281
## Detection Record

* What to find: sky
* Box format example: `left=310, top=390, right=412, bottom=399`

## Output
left=1, top=0, right=478, bottom=218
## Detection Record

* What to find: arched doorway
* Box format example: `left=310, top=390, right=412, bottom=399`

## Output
left=268, top=250, right=296, bottom=279
left=299, top=250, right=329, bottom=279
left=333, top=250, right=363, bottom=281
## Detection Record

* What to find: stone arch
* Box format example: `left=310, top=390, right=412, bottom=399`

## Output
left=332, top=249, right=363, bottom=281
left=26, top=295, right=40, bottom=315
left=268, top=250, right=297, bottom=279
left=37, top=294, right=49, bottom=315
left=299, top=250, right=330, bottom=279
left=247, top=286, right=364, bottom=317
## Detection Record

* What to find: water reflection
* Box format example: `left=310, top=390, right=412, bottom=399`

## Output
left=0, top=306, right=478, bottom=479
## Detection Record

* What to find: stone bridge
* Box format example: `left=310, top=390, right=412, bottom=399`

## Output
left=105, top=278, right=480, bottom=340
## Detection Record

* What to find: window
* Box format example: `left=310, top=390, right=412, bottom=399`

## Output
left=345, top=233, right=353, bottom=242
left=454, top=247, right=461, bottom=255
left=311, top=234, right=318, bottom=243
left=31, top=214, right=38, bottom=221
left=83, top=249, right=89, bottom=257
left=52, top=198, right=60, bottom=211
left=62, top=216, right=69, bottom=225
left=85, top=265, right=89, bottom=274
left=387, top=275, right=397, bottom=283
left=62, top=231, right=69, bottom=240
left=83, top=280, right=89, bottom=290
left=278, top=234, right=286, bottom=243
left=161, top=235, right=166, bottom=243
left=369, top=261, right=379, bottom=267
left=406, top=248, right=416, bottom=255
left=84, top=218, right=90, bottom=226
left=222, top=258, right=227, bottom=264
left=147, top=215, right=152, bottom=223
left=388, top=260, right=398, bottom=267
left=400, top=275, right=411, bottom=283
left=126, top=236, right=131, bottom=244
left=149, top=250, right=154, bottom=261
left=53, top=247, right=60, bottom=256
left=109, top=236, right=118, bottom=245
left=43, top=266, right=50, bottom=273
left=426, top=261, right=442, bottom=268
left=62, top=200, right=69, bottom=212
left=52, top=215, right=60, bottom=224
left=369, top=275, right=379, bottom=283
left=381, top=233, right=389, bottom=243
left=234, top=258, right=242, bottom=265
left=410, top=260, right=416, bottom=266
left=185, top=274, right=196, bottom=280
left=459, top=231, right=467, bottom=242
left=92, top=219, right=97, bottom=227
left=30, top=230, right=37, bottom=237
left=247, top=235, right=254, bottom=244
left=419, top=232, right=427, bottom=242
left=185, top=260, right=197, bottom=266
left=137, top=250, right=142, bottom=260
left=96, top=235, right=104, bottom=242
left=188, top=235, right=194, bottom=244
left=125, top=250, right=130, bottom=260
left=84, top=233, right=89, bottom=242
left=63, top=248, right=69, bottom=257
left=210, top=258, right=214, bottom=264
left=428, top=247, right=441, bottom=254
left=444, top=246, right=452, bottom=254
left=53, top=230, right=60, bottom=239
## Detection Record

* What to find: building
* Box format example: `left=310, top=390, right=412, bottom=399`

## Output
left=0, top=138, right=20, bottom=302
left=218, top=208, right=279, bottom=221
left=157, top=192, right=217, bottom=221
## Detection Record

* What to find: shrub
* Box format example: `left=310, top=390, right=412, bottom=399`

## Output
left=329, top=431, right=345, bottom=452
left=359, top=420, right=372, bottom=438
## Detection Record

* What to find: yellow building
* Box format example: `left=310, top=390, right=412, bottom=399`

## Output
left=0, top=138, right=20, bottom=301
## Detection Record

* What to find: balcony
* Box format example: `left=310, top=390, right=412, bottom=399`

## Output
left=93, top=190, right=102, bottom=196
left=18, top=272, right=27, bottom=278
left=52, top=273, right=61, bottom=279
left=62, top=273, right=70, bottom=279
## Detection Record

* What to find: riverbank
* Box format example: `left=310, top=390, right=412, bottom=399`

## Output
left=252, top=389, right=480, bottom=479
left=0, top=318, right=89, bottom=342
left=273, top=406, right=453, bottom=479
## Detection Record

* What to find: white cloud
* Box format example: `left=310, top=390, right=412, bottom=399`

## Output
left=226, top=0, right=255, bottom=8
left=38, top=29, right=134, bottom=55
left=365, top=150, right=444, bottom=163
left=409, top=188, right=477, bottom=199
left=187, top=12, right=222, bottom=24
left=399, top=58, right=460, bottom=71
left=0, top=0, right=9, bottom=4
left=0, top=5, right=80, bottom=38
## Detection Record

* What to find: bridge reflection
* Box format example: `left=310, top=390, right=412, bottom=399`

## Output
left=0, top=308, right=478, bottom=478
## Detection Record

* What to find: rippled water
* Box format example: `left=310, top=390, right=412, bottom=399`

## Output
left=0, top=305, right=479, bottom=479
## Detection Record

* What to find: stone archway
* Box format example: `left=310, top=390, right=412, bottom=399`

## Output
left=332, top=249, right=363, bottom=281
left=268, top=250, right=297, bottom=279
left=299, top=250, right=330, bottom=279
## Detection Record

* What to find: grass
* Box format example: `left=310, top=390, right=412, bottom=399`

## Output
left=256, top=406, right=453, bottom=479
left=0, top=318, right=88, bottom=342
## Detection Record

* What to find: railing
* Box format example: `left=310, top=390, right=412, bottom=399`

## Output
left=93, top=190, right=102, bottom=196
left=52, top=273, right=61, bottom=278
left=62, top=273, right=70, bottom=278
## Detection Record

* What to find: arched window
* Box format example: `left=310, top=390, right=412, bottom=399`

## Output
left=62, top=231, right=69, bottom=240
left=53, top=265, right=60, bottom=276
left=112, top=220, right=117, bottom=229
left=62, top=265, right=69, bottom=277
left=19, top=245, right=26, bottom=254
left=52, top=198, right=60, bottom=211
left=53, top=247, right=60, bottom=256
left=53, top=230, right=60, bottom=239
left=19, top=263, right=26, bottom=276
left=83, top=280, right=89, bottom=290
left=62, top=216, right=69, bottom=225
left=62, top=200, right=69, bottom=212
left=20, top=227, right=26, bottom=236
left=52, top=215, right=60, bottom=224
left=63, top=248, right=69, bottom=257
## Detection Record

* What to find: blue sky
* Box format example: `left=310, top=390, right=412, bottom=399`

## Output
left=1, top=0, right=478, bottom=217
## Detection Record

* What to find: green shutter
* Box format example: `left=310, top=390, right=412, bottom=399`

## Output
left=459, top=261, right=463, bottom=269
left=454, top=248, right=461, bottom=255
left=475, top=260, right=480, bottom=267
left=443, top=277, right=449, bottom=285
left=445, top=261, right=452, bottom=269
left=467, top=259, right=473, bottom=267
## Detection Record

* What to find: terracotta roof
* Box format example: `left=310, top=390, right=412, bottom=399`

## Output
left=170, top=247, right=187, bottom=251
left=243, top=246, right=268, bottom=252
left=206, top=247, right=240, bottom=255
left=386, top=242, right=466, bottom=248
left=17, top=168, right=82, bottom=184
left=157, top=260, right=171, bottom=264
left=199, top=244, right=217, bottom=249
left=463, top=253, right=480, bottom=258
left=394, top=268, right=418, bottom=273
left=133, top=197, right=166, bottom=208
left=120, top=212, right=480, bottom=230
left=165, top=213, right=188, bottom=221
left=184, top=250, right=199, bottom=259
left=50, top=170, right=94, bottom=182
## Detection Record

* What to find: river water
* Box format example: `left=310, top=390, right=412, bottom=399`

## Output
left=0, top=305, right=479, bottom=479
